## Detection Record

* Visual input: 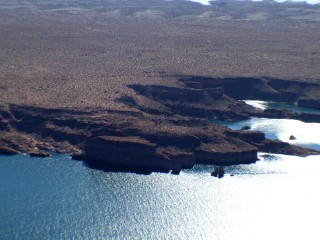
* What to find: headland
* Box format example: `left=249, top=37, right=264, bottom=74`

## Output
left=1, top=0, right=319, bottom=172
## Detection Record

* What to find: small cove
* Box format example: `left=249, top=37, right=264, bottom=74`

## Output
left=1, top=101, right=320, bottom=239
left=243, top=100, right=320, bottom=115
left=214, top=100, right=320, bottom=151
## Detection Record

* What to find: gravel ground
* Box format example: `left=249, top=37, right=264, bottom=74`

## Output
left=0, top=0, right=319, bottom=111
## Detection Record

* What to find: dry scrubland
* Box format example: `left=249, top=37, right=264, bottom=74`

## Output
left=0, top=0, right=320, bottom=169
left=0, top=0, right=319, bottom=111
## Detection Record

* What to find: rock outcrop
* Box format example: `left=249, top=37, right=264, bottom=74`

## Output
left=30, top=151, right=51, bottom=158
left=76, top=136, right=182, bottom=172
left=0, top=77, right=319, bottom=173
left=180, top=77, right=320, bottom=109
left=0, top=146, right=18, bottom=155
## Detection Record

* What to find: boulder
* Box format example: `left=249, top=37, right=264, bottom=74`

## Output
left=289, top=135, right=296, bottom=140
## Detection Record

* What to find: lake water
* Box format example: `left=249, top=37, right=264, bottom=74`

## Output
left=1, top=101, right=320, bottom=240
left=1, top=152, right=320, bottom=240
left=215, top=100, right=320, bottom=151
left=188, top=0, right=320, bottom=5
left=216, top=117, right=320, bottom=150
left=243, top=100, right=320, bottom=115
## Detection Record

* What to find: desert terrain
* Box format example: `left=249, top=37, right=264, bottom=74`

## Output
left=0, top=0, right=319, bottom=171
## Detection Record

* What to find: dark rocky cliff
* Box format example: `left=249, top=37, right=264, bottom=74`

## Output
left=1, top=77, right=319, bottom=173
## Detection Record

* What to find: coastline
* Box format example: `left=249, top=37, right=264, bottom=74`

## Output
left=1, top=0, right=320, bottom=172
left=1, top=76, right=319, bottom=172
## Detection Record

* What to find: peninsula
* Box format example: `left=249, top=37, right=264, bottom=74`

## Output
left=1, top=0, right=320, bottom=172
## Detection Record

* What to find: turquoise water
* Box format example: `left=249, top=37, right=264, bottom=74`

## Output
left=1, top=153, right=320, bottom=240
left=243, top=100, right=320, bottom=115
left=214, top=100, right=320, bottom=151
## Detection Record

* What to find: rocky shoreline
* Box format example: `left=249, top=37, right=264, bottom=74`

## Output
left=1, top=77, right=319, bottom=173
left=1, top=0, right=320, bottom=173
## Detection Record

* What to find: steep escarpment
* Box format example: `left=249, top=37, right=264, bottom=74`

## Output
left=123, top=77, right=320, bottom=122
left=180, top=76, right=320, bottom=105
left=0, top=104, right=260, bottom=171
left=177, top=76, right=320, bottom=122
left=1, top=76, right=319, bottom=173
left=126, top=84, right=262, bottom=120
left=1, top=0, right=320, bottom=174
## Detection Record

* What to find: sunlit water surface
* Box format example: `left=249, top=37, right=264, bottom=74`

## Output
left=217, top=100, right=320, bottom=151
left=1, top=153, right=320, bottom=240
left=1, top=101, right=320, bottom=239
left=218, top=117, right=320, bottom=151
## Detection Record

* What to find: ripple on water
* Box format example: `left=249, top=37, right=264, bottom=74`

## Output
left=1, top=153, right=320, bottom=239
left=1, top=99, right=320, bottom=240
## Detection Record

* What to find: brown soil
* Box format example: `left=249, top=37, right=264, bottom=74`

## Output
left=0, top=0, right=319, bottom=172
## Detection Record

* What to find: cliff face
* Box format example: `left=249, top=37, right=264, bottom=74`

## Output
left=77, top=136, right=182, bottom=171
left=1, top=0, right=320, bottom=172
left=0, top=77, right=319, bottom=173
left=180, top=77, right=320, bottom=105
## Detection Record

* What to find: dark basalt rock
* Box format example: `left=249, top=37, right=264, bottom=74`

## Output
left=258, top=140, right=319, bottom=157
left=241, top=126, right=251, bottom=130
left=298, top=113, right=320, bottom=123
left=180, top=77, right=279, bottom=101
left=144, top=131, right=201, bottom=148
left=81, top=136, right=182, bottom=172
left=129, top=85, right=224, bottom=103
left=0, top=76, right=319, bottom=173
left=289, top=135, right=296, bottom=140
left=263, top=108, right=293, bottom=119
left=30, top=151, right=50, bottom=158
left=180, top=77, right=320, bottom=108
left=0, top=146, right=19, bottom=155
left=226, top=130, right=265, bottom=144
left=128, top=84, right=261, bottom=121
left=157, top=147, right=195, bottom=168
left=211, top=166, right=225, bottom=178
left=298, top=99, right=320, bottom=109
left=195, top=149, right=258, bottom=165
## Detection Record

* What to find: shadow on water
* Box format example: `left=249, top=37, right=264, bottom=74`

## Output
left=83, top=161, right=170, bottom=175
left=83, top=159, right=261, bottom=178
left=259, top=153, right=282, bottom=161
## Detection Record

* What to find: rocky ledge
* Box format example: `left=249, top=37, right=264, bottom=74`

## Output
left=0, top=77, right=319, bottom=173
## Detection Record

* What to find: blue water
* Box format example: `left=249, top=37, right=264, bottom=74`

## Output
left=243, top=100, right=320, bottom=115
left=1, top=102, right=320, bottom=239
left=214, top=100, right=320, bottom=151
left=215, top=117, right=320, bottom=150
left=1, top=152, right=320, bottom=240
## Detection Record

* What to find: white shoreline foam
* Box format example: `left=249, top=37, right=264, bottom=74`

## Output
left=188, top=0, right=320, bottom=5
